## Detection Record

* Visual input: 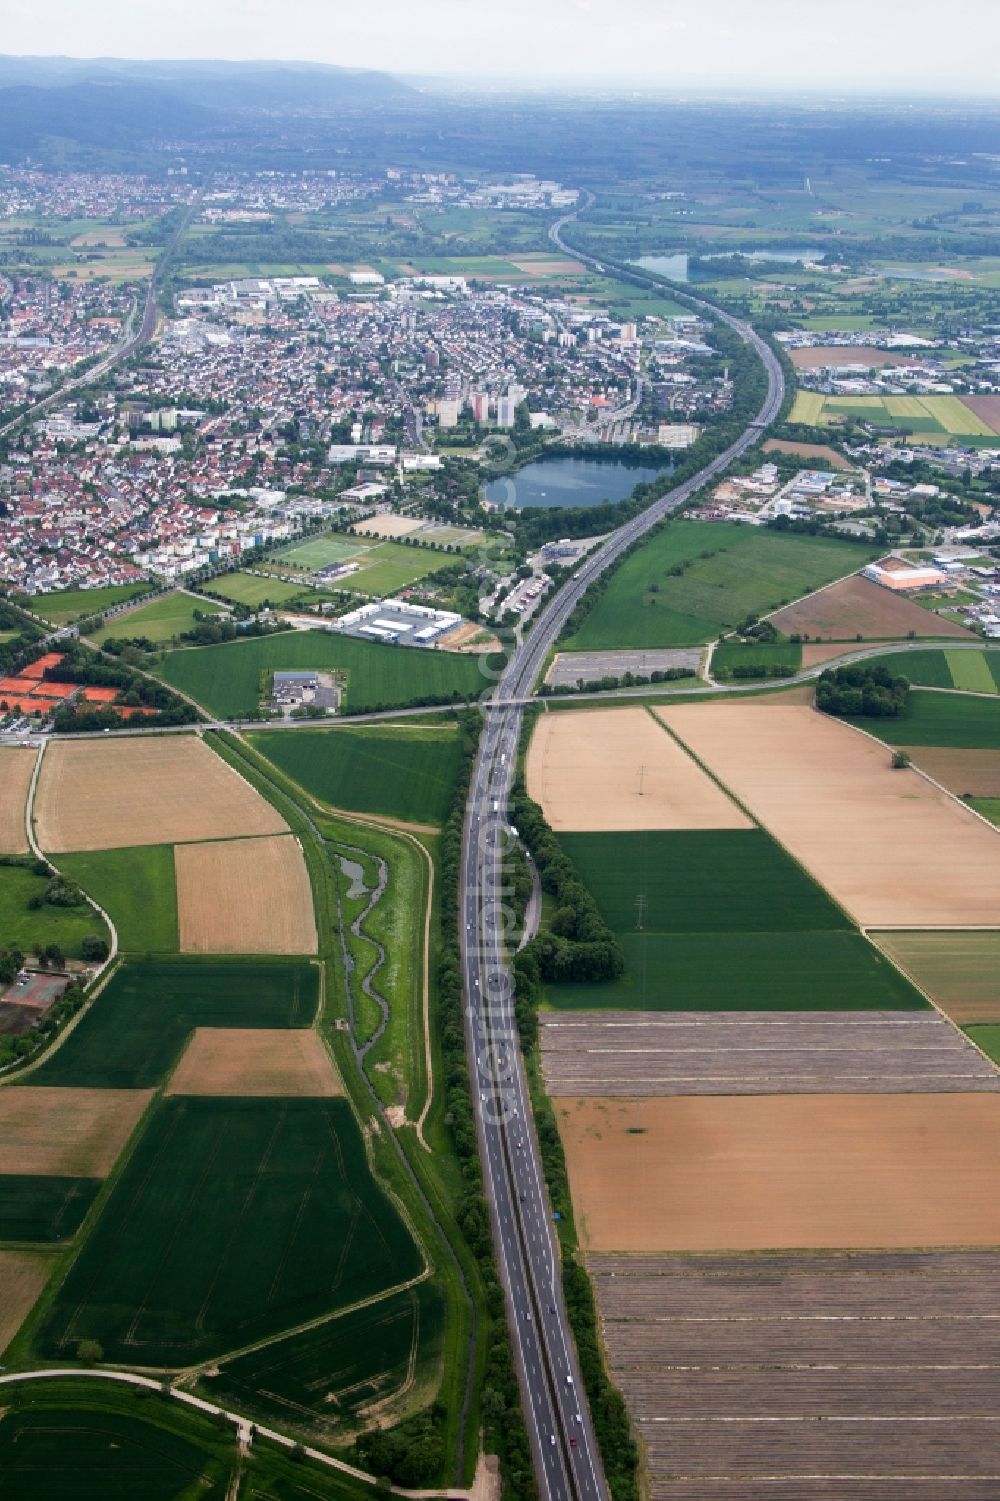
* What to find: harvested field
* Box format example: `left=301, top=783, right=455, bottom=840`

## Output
left=167, top=1027, right=341, bottom=1096
left=351, top=514, right=424, bottom=538
left=35, top=736, right=287, bottom=852
left=0, top=1086, right=152, bottom=1177
left=769, top=573, right=975, bottom=641
left=175, top=835, right=317, bottom=955
left=558, top=1093, right=1000, bottom=1251
left=961, top=395, right=1000, bottom=435
left=910, top=746, right=1000, bottom=798
left=540, top=1010, right=996, bottom=1095
left=0, top=1251, right=54, bottom=1354
left=526, top=708, right=750, bottom=832
left=788, top=346, right=923, bottom=369
left=658, top=703, right=1000, bottom=927
left=871, top=931, right=1000, bottom=1023
left=592, top=1249, right=1000, bottom=1501
left=0, top=747, right=35, bottom=853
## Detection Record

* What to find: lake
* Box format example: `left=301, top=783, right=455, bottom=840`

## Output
left=485, top=454, right=670, bottom=511
left=631, top=247, right=827, bottom=282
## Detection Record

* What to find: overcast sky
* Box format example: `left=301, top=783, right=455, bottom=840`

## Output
left=4, top=0, right=998, bottom=93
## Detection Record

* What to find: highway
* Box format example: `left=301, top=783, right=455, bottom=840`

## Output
left=458, top=197, right=785, bottom=1501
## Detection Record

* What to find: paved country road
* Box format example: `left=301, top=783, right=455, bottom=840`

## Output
left=456, top=195, right=786, bottom=1501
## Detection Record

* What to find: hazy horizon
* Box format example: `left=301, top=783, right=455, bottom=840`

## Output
left=3, top=0, right=999, bottom=96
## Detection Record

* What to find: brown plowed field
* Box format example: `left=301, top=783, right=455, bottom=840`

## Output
left=0, top=1086, right=152, bottom=1177
left=769, top=573, right=975, bottom=641
left=593, top=1249, right=1000, bottom=1501
left=35, top=735, right=287, bottom=852
left=539, top=1010, right=997, bottom=1095
left=0, top=1251, right=55, bottom=1354
left=872, top=931, right=1000, bottom=1023
left=0, top=746, right=35, bottom=853
left=801, top=642, right=861, bottom=668
left=762, top=439, right=854, bottom=470
left=788, top=347, right=924, bottom=369
left=912, top=747, right=1000, bottom=798
left=557, top=1094, right=1000, bottom=1251
left=961, top=396, right=1000, bottom=435
left=658, top=703, right=1000, bottom=927
left=167, top=1026, right=341, bottom=1096
left=175, top=835, right=317, bottom=954
left=525, top=708, right=750, bottom=832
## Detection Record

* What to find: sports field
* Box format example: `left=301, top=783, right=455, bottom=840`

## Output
left=660, top=702, right=1000, bottom=926
left=97, top=591, right=226, bottom=645
left=40, top=1096, right=423, bottom=1365
left=545, top=829, right=924, bottom=1013
left=0, top=746, right=35, bottom=853
left=175, top=835, right=317, bottom=954
left=35, top=736, right=288, bottom=852
left=558, top=1093, right=1000, bottom=1251
left=210, top=1281, right=444, bottom=1434
left=167, top=1027, right=341, bottom=1096
left=158, top=630, right=485, bottom=718
left=346, top=540, right=444, bottom=596
left=851, top=688, right=1000, bottom=748
left=0, top=1086, right=152, bottom=1177
left=564, top=521, right=876, bottom=650
left=0, top=1174, right=100, bottom=1242
left=0, top=1252, right=55, bottom=1354
left=278, top=533, right=366, bottom=567
left=59, top=845, right=179, bottom=951
left=872, top=931, right=1000, bottom=1023
left=527, top=709, right=750, bottom=832
left=770, top=573, right=975, bottom=640
left=249, top=721, right=464, bottom=827
left=28, top=583, right=151, bottom=626
left=31, top=958, right=318, bottom=1089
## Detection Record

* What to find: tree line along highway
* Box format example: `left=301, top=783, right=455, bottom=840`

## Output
left=457, top=198, right=786, bottom=1501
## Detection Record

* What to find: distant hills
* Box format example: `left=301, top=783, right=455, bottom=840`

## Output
left=0, top=55, right=417, bottom=163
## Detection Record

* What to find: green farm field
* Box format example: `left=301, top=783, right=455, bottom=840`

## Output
left=789, top=391, right=1000, bottom=441
left=0, top=861, right=109, bottom=960
left=855, top=648, right=1000, bottom=695
left=30, top=957, right=317, bottom=1089
left=0, top=1393, right=231, bottom=1501
left=845, top=688, right=1000, bottom=749
left=565, top=521, right=877, bottom=650
left=249, top=722, right=464, bottom=826
left=24, top=584, right=152, bottom=626
left=40, top=1096, right=423, bottom=1366
left=97, top=592, right=225, bottom=646
left=158, top=630, right=486, bottom=718
left=204, top=572, right=307, bottom=608
left=59, top=847, right=178, bottom=952
left=711, top=637, right=802, bottom=677
left=0, top=1175, right=100, bottom=1243
left=544, top=830, right=926, bottom=1012
left=208, top=1281, right=444, bottom=1436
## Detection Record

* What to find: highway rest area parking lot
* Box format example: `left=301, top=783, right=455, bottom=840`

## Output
left=529, top=690, right=1000, bottom=1498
